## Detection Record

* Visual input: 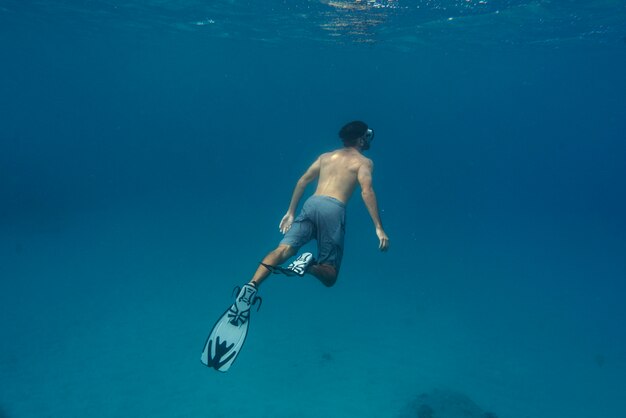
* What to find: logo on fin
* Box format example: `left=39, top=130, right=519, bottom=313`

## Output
left=206, top=336, right=237, bottom=370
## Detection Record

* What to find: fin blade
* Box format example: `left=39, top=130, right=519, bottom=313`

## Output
left=201, top=306, right=250, bottom=372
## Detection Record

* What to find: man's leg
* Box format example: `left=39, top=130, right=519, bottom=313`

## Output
left=307, top=263, right=337, bottom=288
left=250, top=244, right=296, bottom=287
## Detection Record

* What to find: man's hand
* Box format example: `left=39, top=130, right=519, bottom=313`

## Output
left=279, top=213, right=295, bottom=234
left=376, top=227, right=390, bottom=252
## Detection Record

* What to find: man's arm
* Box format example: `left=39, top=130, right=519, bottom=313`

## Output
left=279, top=157, right=321, bottom=233
left=358, top=160, right=390, bottom=251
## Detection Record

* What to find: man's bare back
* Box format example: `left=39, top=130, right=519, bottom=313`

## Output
left=314, top=148, right=372, bottom=204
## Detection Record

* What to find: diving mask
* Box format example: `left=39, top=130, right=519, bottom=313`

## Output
left=362, top=128, right=374, bottom=150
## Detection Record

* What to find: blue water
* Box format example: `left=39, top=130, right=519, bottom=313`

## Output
left=1, top=1, right=625, bottom=417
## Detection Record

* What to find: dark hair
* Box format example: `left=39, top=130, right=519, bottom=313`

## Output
left=339, top=121, right=368, bottom=146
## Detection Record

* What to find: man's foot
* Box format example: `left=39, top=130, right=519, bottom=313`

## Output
left=286, top=252, right=315, bottom=277
left=234, top=284, right=257, bottom=310
left=228, top=284, right=261, bottom=326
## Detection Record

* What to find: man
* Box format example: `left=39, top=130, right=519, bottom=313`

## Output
left=201, top=121, right=389, bottom=372
left=252, top=120, right=389, bottom=287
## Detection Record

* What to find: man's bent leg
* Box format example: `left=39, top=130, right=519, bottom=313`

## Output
left=250, top=244, right=296, bottom=287
left=307, top=263, right=337, bottom=288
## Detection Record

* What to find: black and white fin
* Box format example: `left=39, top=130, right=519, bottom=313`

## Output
left=200, top=283, right=261, bottom=372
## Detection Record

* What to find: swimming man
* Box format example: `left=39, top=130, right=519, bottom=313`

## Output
left=201, top=120, right=389, bottom=371
left=252, top=120, right=389, bottom=287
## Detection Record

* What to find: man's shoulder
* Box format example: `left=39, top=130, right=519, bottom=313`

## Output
left=320, top=149, right=372, bottom=167
left=319, top=149, right=344, bottom=160
left=360, top=155, right=373, bottom=166
left=324, top=147, right=345, bottom=155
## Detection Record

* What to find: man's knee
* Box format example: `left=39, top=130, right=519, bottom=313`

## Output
left=313, top=264, right=337, bottom=287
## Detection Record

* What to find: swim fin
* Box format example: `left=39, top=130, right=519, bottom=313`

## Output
left=200, top=283, right=261, bottom=372
left=260, top=253, right=315, bottom=277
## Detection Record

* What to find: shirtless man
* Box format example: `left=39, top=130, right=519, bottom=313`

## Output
left=251, top=120, right=390, bottom=288
left=201, top=120, right=390, bottom=371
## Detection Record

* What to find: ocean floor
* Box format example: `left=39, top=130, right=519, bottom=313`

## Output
left=1, top=200, right=624, bottom=418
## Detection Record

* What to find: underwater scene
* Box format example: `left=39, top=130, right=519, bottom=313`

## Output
left=1, top=0, right=625, bottom=417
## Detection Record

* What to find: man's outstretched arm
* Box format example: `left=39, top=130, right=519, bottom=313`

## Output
left=279, top=157, right=321, bottom=233
left=358, top=160, right=390, bottom=251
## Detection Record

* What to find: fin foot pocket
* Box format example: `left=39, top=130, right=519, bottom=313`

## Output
left=286, top=252, right=315, bottom=277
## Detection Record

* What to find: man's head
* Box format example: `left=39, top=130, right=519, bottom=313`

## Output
left=339, top=120, right=374, bottom=150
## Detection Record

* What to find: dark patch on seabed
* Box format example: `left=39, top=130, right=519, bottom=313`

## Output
left=399, top=389, right=497, bottom=418
left=594, top=353, right=606, bottom=368
left=321, top=352, right=334, bottom=362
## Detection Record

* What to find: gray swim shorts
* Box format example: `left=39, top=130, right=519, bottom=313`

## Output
left=280, top=195, right=346, bottom=271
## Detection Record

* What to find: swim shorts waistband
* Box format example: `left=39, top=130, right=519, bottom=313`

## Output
left=310, top=195, right=346, bottom=208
